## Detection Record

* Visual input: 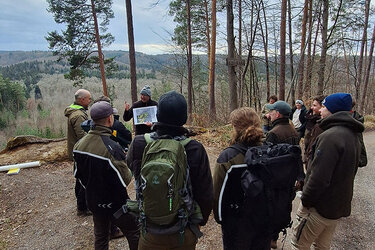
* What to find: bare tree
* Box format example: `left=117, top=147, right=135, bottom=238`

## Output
left=297, top=0, right=309, bottom=99
left=209, top=0, right=217, bottom=120
left=317, top=0, right=328, bottom=95
left=187, top=0, right=193, bottom=121
left=227, top=0, right=238, bottom=111
left=125, top=0, right=137, bottom=103
left=356, top=0, right=371, bottom=100
left=279, top=0, right=287, bottom=100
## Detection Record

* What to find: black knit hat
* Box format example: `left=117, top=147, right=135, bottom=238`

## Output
left=156, top=91, right=187, bottom=126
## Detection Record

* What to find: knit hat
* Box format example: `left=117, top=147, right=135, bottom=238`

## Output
left=266, top=100, right=292, bottom=116
left=140, top=85, right=151, bottom=97
left=296, top=100, right=303, bottom=105
left=90, top=101, right=114, bottom=120
left=322, top=93, right=352, bottom=114
left=156, top=91, right=187, bottom=126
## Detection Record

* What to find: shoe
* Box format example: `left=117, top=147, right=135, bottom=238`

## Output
left=77, top=209, right=92, bottom=217
left=110, top=228, right=124, bottom=240
left=271, top=240, right=278, bottom=249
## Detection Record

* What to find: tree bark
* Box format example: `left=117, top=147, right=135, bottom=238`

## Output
left=360, top=20, right=375, bottom=114
left=318, top=0, right=328, bottom=95
left=298, top=0, right=309, bottom=99
left=125, top=0, right=137, bottom=104
left=260, top=0, right=270, bottom=100
left=186, top=0, right=193, bottom=122
left=288, top=0, right=295, bottom=103
left=209, top=0, right=217, bottom=120
left=279, top=0, right=287, bottom=100
left=90, top=0, right=107, bottom=96
left=303, top=0, right=313, bottom=99
left=227, top=0, right=238, bottom=111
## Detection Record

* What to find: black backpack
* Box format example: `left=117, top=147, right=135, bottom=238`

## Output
left=218, top=143, right=301, bottom=234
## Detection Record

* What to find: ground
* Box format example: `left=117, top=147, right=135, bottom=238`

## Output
left=0, top=132, right=374, bottom=249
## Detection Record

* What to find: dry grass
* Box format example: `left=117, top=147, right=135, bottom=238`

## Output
left=364, top=115, right=375, bottom=131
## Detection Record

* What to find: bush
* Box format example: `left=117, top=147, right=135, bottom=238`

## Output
left=15, top=125, right=62, bottom=139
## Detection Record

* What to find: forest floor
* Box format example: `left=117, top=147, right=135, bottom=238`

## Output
left=0, top=132, right=374, bottom=250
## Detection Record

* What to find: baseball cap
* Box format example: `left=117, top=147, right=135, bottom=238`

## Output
left=266, top=100, right=292, bottom=116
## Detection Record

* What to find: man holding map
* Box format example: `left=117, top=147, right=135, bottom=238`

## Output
left=123, top=85, right=158, bottom=135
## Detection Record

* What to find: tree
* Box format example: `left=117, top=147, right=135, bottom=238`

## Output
left=187, top=0, right=193, bottom=121
left=46, top=0, right=115, bottom=94
left=125, top=0, right=138, bottom=104
left=279, top=0, right=287, bottom=100
left=227, top=0, right=238, bottom=111
left=208, top=0, right=217, bottom=120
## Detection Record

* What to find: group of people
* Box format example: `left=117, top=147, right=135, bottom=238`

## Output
left=64, top=85, right=366, bottom=250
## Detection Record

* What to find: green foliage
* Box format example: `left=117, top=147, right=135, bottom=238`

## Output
left=46, top=0, right=116, bottom=85
left=0, top=75, right=26, bottom=114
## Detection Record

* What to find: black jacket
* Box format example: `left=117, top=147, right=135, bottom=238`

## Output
left=126, top=123, right=213, bottom=226
left=123, top=99, right=158, bottom=135
left=73, top=125, right=133, bottom=215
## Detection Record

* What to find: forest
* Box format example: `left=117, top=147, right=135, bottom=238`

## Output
left=1, top=0, right=375, bottom=147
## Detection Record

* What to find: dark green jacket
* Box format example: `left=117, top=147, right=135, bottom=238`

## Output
left=266, top=117, right=299, bottom=145
left=64, top=103, right=88, bottom=160
left=301, top=111, right=364, bottom=219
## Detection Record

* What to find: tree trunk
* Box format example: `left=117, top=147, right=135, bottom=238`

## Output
left=318, top=0, right=328, bottom=95
left=356, top=0, right=370, bottom=101
left=209, top=0, right=217, bottom=120
left=303, top=0, right=313, bottom=99
left=90, top=0, right=107, bottom=96
left=288, top=0, right=295, bottom=103
left=186, top=0, right=193, bottom=122
left=360, top=21, right=375, bottom=114
left=227, top=0, right=238, bottom=111
left=125, top=0, right=137, bottom=104
left=298, top=0, right=309, bottom=99
left=238, top=0, right=243, bottom=106
left=260, top=0, right=270, bottom=100
left=279, top=0, right=287, bottom=100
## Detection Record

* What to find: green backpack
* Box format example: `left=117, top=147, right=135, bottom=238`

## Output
left=138, top=133, right=202, bottom=236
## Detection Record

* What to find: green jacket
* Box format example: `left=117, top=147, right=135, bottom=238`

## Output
left=64, top=104, right=88, bottom=160
left=302, top=111, right=364, bottom=219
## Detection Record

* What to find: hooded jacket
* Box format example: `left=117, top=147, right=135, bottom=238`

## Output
left=266, top=117, right=299, bottom=145
left=301, top=111, right=364, bottom=219
left=64, top=103, right=88, bottom=160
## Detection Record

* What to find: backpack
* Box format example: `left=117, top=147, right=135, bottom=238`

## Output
left=218, top=143, right=301, bottom=235
left=137, top=132, right=203, bottom=236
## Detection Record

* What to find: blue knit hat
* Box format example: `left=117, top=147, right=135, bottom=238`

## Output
left=322, top=93, right=352, bottom=114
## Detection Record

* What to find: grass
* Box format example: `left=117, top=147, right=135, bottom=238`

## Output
left=364, top=115, right=375, bottom=131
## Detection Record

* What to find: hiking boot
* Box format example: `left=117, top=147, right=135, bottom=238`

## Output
left=110, top=227, right=124, bottom=240
left=271, top=239, right=278, bottom=249
left=77, top=209, right=92, bottom=217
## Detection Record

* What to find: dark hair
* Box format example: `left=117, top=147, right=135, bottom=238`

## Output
left=269, top=95, right=278, bottom=102
left=94, top=95, right=111, bottom=104
left=313, top=95, right=326, bottom=105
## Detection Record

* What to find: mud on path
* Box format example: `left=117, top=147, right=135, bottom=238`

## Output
left=0, top=132, right=374, bottom=249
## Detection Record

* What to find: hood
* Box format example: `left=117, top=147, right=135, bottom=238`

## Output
left=64, top=104, right=85, bottom=117
left=319, top=111, right=364, bottom=133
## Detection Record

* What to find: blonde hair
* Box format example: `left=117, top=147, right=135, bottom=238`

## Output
left=229, top=107, right=263, bottom=145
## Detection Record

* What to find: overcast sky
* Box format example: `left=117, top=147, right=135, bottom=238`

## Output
left=0, top=0, right=176, bottom=54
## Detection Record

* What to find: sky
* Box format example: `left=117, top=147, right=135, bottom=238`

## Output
left=0, top=0, right=176, bottom=55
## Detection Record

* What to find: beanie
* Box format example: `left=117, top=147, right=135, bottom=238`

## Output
left=156, top=91, right=187, bottom=126
left=140, top=85, right=152, bottom=97
left=90, top=101, right=114, bottom=120
left=322, top=93, right=352, bottom=114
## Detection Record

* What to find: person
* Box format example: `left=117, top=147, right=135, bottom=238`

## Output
left=265, top=100, right=304, bottom=249
left=73, top=101, right=140, bottom=250
left=261, top=95, right=278, bottom=133
left=291, top=93, right=364, bottom=250
left=112, top=108, right=132, bottom=149
left=126, top=91, right=213, bottom=249
left=213, top=107, right=270, bottom=249
left=64, top=88, right=91, bottom=216
left=123, top=85, right=158, bottom=135
left=290, top=100, right=307, bottom=141
left=303, top=95, right=325, bottom=164
left=351, top=99, right=368, bottom=168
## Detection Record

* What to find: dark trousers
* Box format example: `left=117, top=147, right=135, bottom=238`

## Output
left=93, top=213, right=140, bottom=250
left=222, top=218, right=271, bottom=250
left=75, top=179, right=87, bottom=211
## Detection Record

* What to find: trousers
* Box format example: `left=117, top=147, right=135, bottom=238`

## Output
left=291, top=202, right=338, bottom=250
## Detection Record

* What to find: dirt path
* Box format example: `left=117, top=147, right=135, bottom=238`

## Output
left=0, top=132, right=374, bottom=249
